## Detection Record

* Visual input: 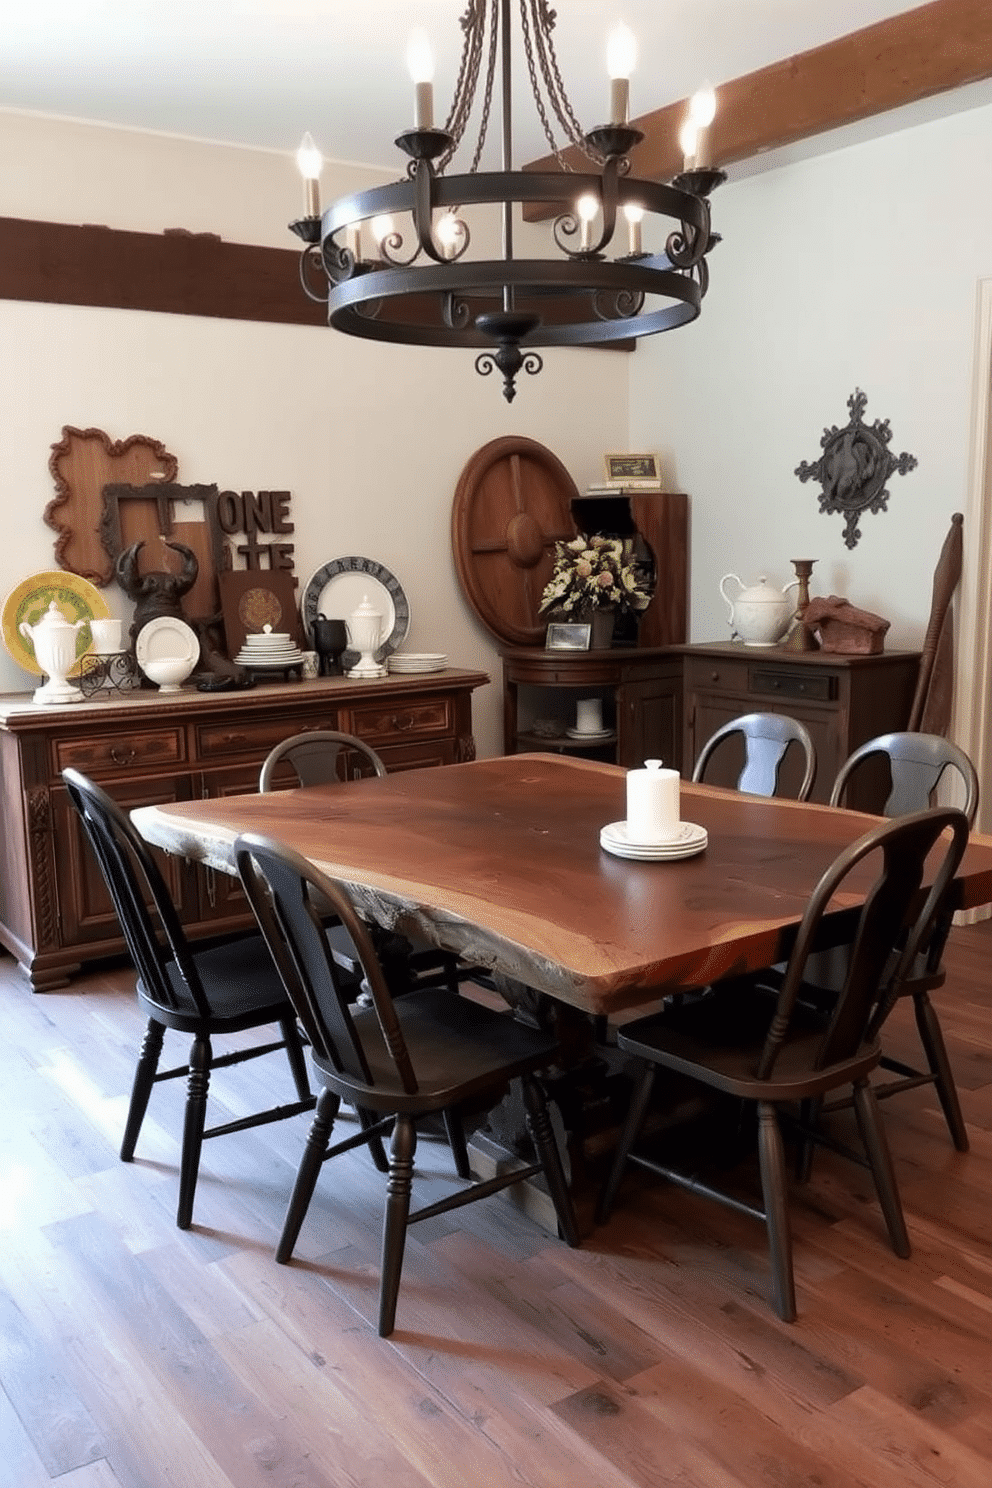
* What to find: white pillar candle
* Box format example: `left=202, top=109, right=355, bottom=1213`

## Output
left=575, top=698, right=603, bottom=734
left=626, top=759, right=680, bottom=843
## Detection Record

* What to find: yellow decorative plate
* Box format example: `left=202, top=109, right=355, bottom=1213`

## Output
left=2, top=570, right=111, bottom=677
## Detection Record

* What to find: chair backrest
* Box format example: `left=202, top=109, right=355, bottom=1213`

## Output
left=830, top=731, right=979, bottom=825
left=62, top=768, right=211, bottom=1018
left=692, top=712, right=817, bottom=801
left=259, top=729, right=387, bottom=792
left=233, top=832, right=418, bottom=1097
left=757, top=807, right=969, bottom=1081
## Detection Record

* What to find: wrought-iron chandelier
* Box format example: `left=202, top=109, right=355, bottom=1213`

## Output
left=290, top=0, right=724, bottom=402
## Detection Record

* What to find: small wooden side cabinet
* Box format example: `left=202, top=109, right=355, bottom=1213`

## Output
left=500, top=646, right=683, bottom=771
left=676, top=642, right=921, bottom=805
left=0, top=669, right=488, bottom=991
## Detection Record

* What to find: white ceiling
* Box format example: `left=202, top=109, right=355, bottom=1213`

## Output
left=1, top=1, right=933, bottom=170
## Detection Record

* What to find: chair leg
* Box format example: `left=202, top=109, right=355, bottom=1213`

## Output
left=276, top=1087, right=341, bottom=1263
left=379, top=1114, right=416, bottom=1337
left=851, top=1078, right=910, bottom=1259
left=442, top=1105, right=473, bottom=1181
left=596, top=1062, right=656, bottom=1225
left=281, top=1016, right=312, bottom=1102
left=522, top=1075, right=579, bottom=1248
left=356, top=1107, right=390, bottom=1173
left=121, top=1017, right=165, bottom=1162
left=795, top=1096, right=822, bottom=1183
left=912, top=990, right=969, bottom=1152
left=177, top=1033, right=211, bottom=1230
left=757, top=1102, right=796, bottom=1323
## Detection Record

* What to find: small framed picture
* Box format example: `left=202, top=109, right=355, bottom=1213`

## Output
left=603, top=452, right=660, bottom=482
left=546, top=622, right=591, bottom=651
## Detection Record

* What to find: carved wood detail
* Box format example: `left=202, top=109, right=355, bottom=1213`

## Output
left=46, top=426, right=179, bottom=585
left=26, top=788, right=58, bottom=949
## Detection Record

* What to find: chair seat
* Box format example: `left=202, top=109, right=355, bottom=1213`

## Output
left=142, top=932, right=306, bottom=1031
left=619, top=1001, right=881, bottom=1101
left=313, top=987, right=561, bottom=1115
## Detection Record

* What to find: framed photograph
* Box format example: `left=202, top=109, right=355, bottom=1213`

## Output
left=603, top=452, right=660, bottom=482
left=546, top=622, right=591, bottom=651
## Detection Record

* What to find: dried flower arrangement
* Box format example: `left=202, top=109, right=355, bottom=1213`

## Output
left=539, top=535, right=653, bottom=616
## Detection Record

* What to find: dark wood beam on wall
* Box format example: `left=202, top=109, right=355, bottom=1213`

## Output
left=525, top=0, right=992, bottom=217
left=0, top=216, right=326, bottom=325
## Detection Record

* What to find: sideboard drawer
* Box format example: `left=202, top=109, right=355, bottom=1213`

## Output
left=194, top=715, right=338, bottom=759
left=749, top=668, right=836, bottom=703
left=344, top=697, right=454, bottom=742
left=55, top=727, right=186, bottom=776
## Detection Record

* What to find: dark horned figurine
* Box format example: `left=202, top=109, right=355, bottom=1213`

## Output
left=116, top=539, right=199, bottom=648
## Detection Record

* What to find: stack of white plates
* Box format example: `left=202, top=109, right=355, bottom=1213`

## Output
left=235, top=630, right=304, bottom=668
left=599, top=820, right=708, bottom=862
left=387, top=652, right=448, bottom=674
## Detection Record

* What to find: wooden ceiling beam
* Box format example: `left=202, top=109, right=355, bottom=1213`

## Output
left=524, top=0, right=992, bottom=217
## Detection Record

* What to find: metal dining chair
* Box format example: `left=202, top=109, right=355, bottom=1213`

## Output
left=826, top=731, right=980, bottom=1150
left=258, top=728, right=386, bottom=791
left=62, top=768, right=315, bottom=1230
left=692, top=712, right=817, bottom=801
left=234, top=831, right=580, bottom=1337
left=598, top=806, right=969, bottom=1322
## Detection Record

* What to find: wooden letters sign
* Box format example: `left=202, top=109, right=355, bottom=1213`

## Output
left=215, top=489, right=295, bottom=570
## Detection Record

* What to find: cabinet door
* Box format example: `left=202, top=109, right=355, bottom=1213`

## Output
left=618, top=673, right=683, bottom=771
left=51, top=771, right=196, bottom=951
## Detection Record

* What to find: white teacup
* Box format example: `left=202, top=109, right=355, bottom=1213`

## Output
left=89, top=617, right=123, bottom=654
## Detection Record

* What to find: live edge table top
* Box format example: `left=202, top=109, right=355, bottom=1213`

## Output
left=131, top=753, right=992, bottom=1019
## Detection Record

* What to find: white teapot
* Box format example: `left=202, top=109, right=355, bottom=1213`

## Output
left=720, top=573, right=799, bottom=648
left=19, top=600, right=87, bottom=704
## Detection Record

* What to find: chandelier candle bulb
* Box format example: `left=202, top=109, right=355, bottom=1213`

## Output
left=626, top=760, right=680, bottom=845
left=296, top=132, right=323, bottom=218
left=689, top=84, right=717, bottom=170
left=407, top=29, right=435, bottom=129
left=624, top=203, right=643, bottom=255
left=606, top=23, right=636, bottom=125
left=679, top=118, right=698, bottom=171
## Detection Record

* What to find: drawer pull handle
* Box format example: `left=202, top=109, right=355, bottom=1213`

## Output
left=391, top=714, right=415, bottom=731
left=710, top=671, right=720, bottom=683
left=110, top=747, right=135, bottom=766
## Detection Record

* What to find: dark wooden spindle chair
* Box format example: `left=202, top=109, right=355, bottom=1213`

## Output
left=598, top=807, right=969, bottom=1322
left=62, top=767, right=315, bottom=1230
left=234, top=830, right=580, bottom=1338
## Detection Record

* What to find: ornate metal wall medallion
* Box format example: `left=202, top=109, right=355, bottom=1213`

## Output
left=795, top=389, right=917, bottom=549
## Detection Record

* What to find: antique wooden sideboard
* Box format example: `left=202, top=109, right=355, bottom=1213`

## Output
left=0, top=669, right=487, bottom=990
left=675, top=642, right=922, bottom=805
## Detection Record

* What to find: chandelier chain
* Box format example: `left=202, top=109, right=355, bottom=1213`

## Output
left=519, top=0, right=597, bottom=168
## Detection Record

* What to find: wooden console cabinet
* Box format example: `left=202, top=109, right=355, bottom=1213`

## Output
left=676, top=643, right=921, bottom=805
left=500, top=646, right=683, bottom=771
left=0, top=669, right=487, bottom=991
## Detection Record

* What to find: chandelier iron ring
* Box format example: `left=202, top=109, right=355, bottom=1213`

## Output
left=323, top=256, right=703, bottom=348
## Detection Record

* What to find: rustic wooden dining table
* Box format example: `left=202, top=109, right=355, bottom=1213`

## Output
left=130, top=752, right=992, bottom=1018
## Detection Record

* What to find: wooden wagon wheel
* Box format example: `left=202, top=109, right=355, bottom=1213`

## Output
left=451, top=436, right=579, bottom=647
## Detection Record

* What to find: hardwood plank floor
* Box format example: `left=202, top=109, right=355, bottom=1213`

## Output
left=0, top=920, right=989, bottom=1488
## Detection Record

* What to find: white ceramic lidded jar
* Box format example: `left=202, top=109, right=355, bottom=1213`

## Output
left=19, top=601, right=87, bottom=705
left=346, top=594, right=386, bottom=678
left=719, top=574, right=799, bottom=647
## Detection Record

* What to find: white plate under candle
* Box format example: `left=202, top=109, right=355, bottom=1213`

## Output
left=600, top=820, right=707, bottom=861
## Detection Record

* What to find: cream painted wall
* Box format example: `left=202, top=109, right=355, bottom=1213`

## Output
left=629, top=97, right=992, bottom=657
left=0, top=113, right=630, bottom=756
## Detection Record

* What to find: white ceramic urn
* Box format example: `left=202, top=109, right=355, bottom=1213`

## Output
left=346, top=594, right=386, bottom=678
left=19, top=601, right=87, bottom=704
left=719, top=574, right=799, bottom=648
